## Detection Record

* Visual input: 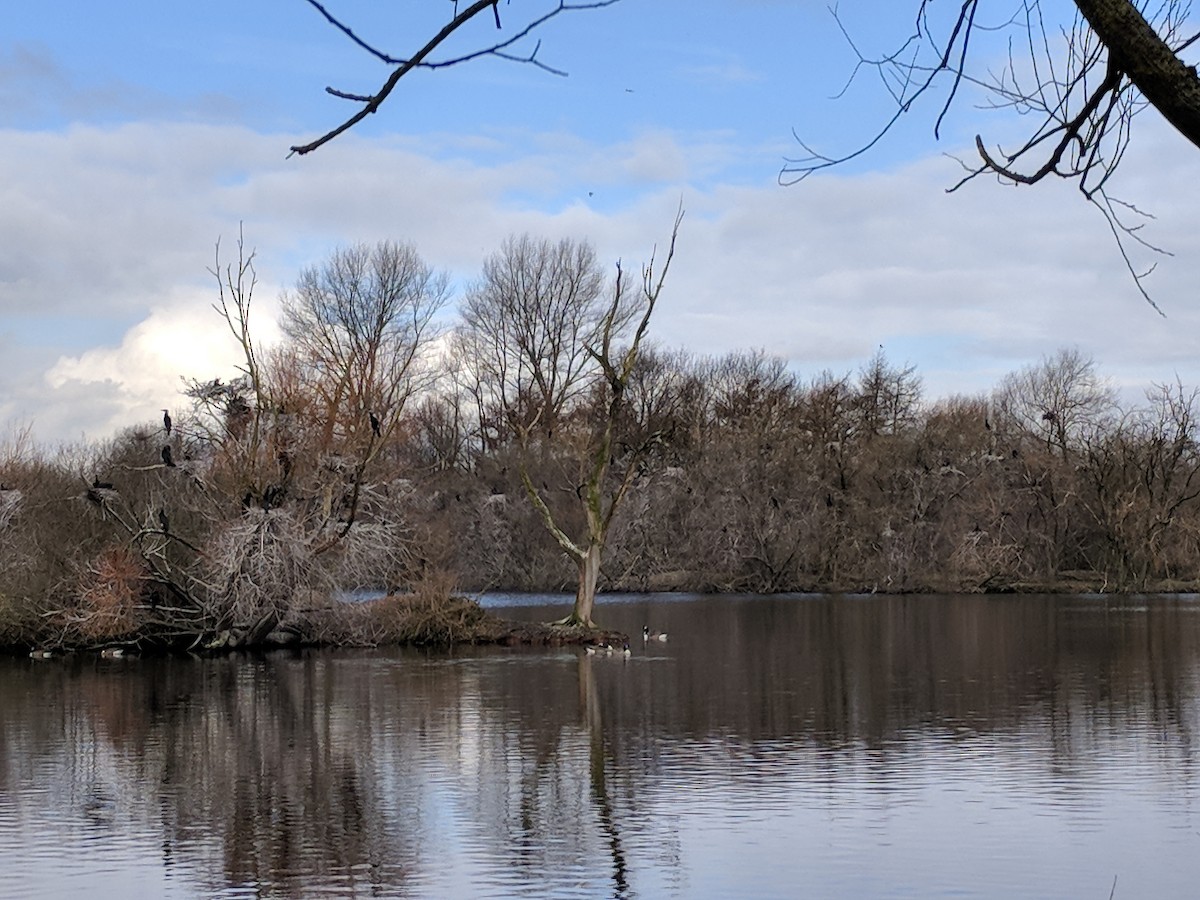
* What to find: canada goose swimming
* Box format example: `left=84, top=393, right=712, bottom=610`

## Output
left=29, top=649, right=54, bottom=660
left=642, top=626, right=668, bottom=642
left=621, top=641, right=632, bottom=658
left=100, top=648, right=126, bottom=659
left=585, top=643, right=611, bottom=656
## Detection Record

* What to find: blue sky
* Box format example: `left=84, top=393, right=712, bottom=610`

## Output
left=3, top=1, right=1200, bottom=442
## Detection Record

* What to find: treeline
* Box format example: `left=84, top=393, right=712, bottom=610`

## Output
left=429, top=344, right=1200, bottom=596
left=2, top=232, right=1199, bottom=651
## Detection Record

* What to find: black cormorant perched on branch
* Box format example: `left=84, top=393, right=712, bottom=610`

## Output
left=158, top=508, right=170, bottom=533
left=162, top=409, right=172, bottom=436
left=161, top=445, right=176, bottom=467
left=369, top=410, right=382, bottom=438
left=86, top=478, right=116, bottom=506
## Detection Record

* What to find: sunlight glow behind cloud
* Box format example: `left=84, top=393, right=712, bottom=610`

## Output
left=3, top=1, right=1199, bottom=443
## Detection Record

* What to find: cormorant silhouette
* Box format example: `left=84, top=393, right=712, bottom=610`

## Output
left=369, top=411, right=382, bottom=437
left=87, top=478, right=115, bottom=505
left=161, top=445, right=176, bottom=467
left=162, top=409, right=172, bottom=436
left=158, top=508, right=169, bottom=533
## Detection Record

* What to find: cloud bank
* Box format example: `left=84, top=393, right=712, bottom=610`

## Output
left=3, top=117, right=1199, bottom=444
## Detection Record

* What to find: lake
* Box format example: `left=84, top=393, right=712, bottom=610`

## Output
left=2, top=593, right=1199, bottom=898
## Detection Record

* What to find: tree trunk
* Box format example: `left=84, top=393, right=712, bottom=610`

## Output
left=1074, top=0, right=1200, bottom=151
left=571, top=542, right=601, bottom=627
left=242, top=610, right=282, bottom=647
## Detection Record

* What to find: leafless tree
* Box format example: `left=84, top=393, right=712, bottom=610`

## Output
left=1076, top=378, right=1200, bottom=586
left=455, top=215, right=682, bottom=626
left=995, top=346, right=1117, bottom=455
left=281, top=240, right=448, bottom=450
left=856, top=350, right=923, bottom=439
left=54, top=235, right=447, bottom=649
left=456, top=234, right=612, bottom=446
left=788, top=1, right=1200, bottom=307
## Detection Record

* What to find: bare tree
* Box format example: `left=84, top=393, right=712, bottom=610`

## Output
left=536, top=212, right=682, bottom=625
left=1076, top=378, right=1200, bottom=586
left=456, top=234, right=611, bottom=447
left=856, top=350, right=923, bottom=439
left=456, top=216, right=682, bottom=626
left=788, top=2, right=1200, bottom=307
left=61, top=235, right=446, bottom=649
left=282, top=240, right=448, bottom=450
left=291, top=2, right=1200, bottom=191
left=995, top=347, right=1117, bottom=455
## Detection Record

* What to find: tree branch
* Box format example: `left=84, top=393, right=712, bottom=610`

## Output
left=291, top=0, right=621, bottom=156
left=1074, top=0, right=1200, bottom=152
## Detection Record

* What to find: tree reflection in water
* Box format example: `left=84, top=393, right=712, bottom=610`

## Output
left=580, top=651, right=629, bottom=897
left=1, top=593, right=1200, bottom=898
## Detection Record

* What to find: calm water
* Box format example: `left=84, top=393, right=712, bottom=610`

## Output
left=2, top=593, right=1200, bottom=899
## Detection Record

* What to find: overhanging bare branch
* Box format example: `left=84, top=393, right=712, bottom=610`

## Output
left=792, top=1, right=1200, bottom=310
left=290, top=0, right=621, bottom=157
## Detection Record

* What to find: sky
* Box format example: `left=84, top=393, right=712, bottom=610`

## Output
left=3, top=0, right=1200, bottom=444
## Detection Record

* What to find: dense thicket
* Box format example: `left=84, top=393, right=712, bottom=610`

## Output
left=425, top=345, right=1200, bottom=596
left=3, top=239, right=1199, bottom=652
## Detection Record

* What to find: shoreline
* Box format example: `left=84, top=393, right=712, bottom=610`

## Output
left=9, top=581, right=1200, bottom=658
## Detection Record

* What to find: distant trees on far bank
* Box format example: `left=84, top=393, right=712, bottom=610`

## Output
left=3, top=229, right=1200, bottom=652
left=363, top=337, right=1200, bottom=598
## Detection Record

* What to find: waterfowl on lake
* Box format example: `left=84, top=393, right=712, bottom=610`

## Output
left=585, top=643, right=611, bottom=656
left=642, top=626, right=668, bottom=642
left=621, top=641, right=631, bottom=658
left=100, top=648, right=126, bottom=659
left=29, top=649, right=54, bottom=659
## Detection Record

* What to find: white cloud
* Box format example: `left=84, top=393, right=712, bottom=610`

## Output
left=3, top=115, right=1200, bottom=443
left=41, top=288, right=282, bottom=439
